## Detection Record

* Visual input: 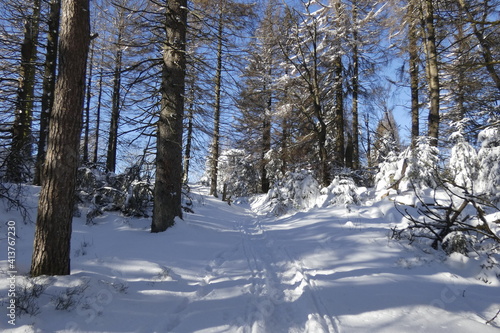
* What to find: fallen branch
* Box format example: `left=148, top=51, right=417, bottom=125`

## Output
left=486, top=308, right=500, bottom=325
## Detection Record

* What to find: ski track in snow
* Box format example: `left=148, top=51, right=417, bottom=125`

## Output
left=234, top=214, right=340, bottom=333
left=161, top=196, right=342, bottom=333
left=1, top=185, right=500, bottom=333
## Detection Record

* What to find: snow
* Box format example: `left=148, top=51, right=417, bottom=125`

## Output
left=1, top=185, right=499, bottom=333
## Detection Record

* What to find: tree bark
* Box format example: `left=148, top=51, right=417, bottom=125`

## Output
left=422, top=0, right=440, bottom=147
left=261, top=94, right=271, bottom=193
left=151, top=0, right=187, bottom=233
left=182, top=96, right=194, bottom=184
left=106, top=31, right=123, bottom=173
left=7, top=0, right=41, bottom=182
left=93, top=62, right=104, bottom=165
left=409, top=2, right=419, bottom=148
left=334, top=55, right=345, bottom=168
left=34, top=0, right=61, bottom=185
left=30, top=0, right=90, bottom=276
left=209, top=8, right=224, bottom=198
left=351, top=2, right=359, bottom=170
left=83, top=42, right=94, bottom=165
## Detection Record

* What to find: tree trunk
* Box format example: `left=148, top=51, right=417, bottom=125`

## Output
left=30, top=0, right=90, bottom=276
left=280, top=116, right=289, bottom=176
left=34, top=0, right=60, bottom=185
left=422, top=0, right=440, bottom=147
left=182, top=98, right=194, bottom=184
left=106, top=42, right=123, bottom=173
left=345, top=133, right=353, bottom=169
left=93, top=63, right=104, bottom=165
left=7, top=0, right=41, bottom=182
left=209, top=10, right=224, bottom=198
left=261, top=85, right=272, bottom=193
left=334, top=55, right=345, bottom=168
left=83, top=40, right=95, bottom=165
left=409, top=2, right=419, bottom=149
left=151, top=0, right=187, bottom=233
left=365, top=113, right=372, bottom=167
left=351, top=2, right=359, bottom=170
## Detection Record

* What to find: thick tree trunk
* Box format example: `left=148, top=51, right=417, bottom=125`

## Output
left=151, top=0, right=187, bottom=233
left=34, top=0, right=60, bottom=185
left=7, top=0, right=41, bottom=182
left=422, top=0, right=440, bottom=147
left=30, top=0, right=90, bottom=276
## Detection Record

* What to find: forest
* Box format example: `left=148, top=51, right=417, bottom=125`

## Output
left=0, top=0, right=500, bottom=332
left=0, top=0, right=499, bottom=328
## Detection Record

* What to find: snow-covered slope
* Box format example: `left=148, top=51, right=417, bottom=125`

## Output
left=1, top=185, right=499, bottom=332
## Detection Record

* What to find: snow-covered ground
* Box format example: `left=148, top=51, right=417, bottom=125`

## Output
left=1, top=185, right=499, bottom=332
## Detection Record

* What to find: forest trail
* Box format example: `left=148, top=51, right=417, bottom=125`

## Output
left=2, top=185, right=499, bottom=333
left=168, top=188, right=342, bottom=332
left=166, top=186, right=500, bottom=333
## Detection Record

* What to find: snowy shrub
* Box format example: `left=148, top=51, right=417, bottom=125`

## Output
left=476, top=126, right=500, bottom=203
left=259, top=170, right=320, bottom=216
left=218, top=149, right=258, bottom=199
left=448, top=131, right=478, bottom=191
left=93, top=187, right=126, bottom=211
left=264, top=148, right=284, bottom=184
left=122, top=181, right=153, bottom=217
left=374, top=151, right=400, bottom=193
left=321, top=175, right=360, bottom=207
left=442, top=232, right=470, bottom=256
left=401, top=137, right=439, bottom=191
left=393, top=182, right=500, bottom=254
left=375, top=137, right=439, bottom=196
left=77, top=167, right=106, bottom=200
left=77, top=165, right=154, bottom=220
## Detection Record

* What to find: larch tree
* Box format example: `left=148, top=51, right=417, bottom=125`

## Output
left=34, top=0, right=61, bottom=185
left=151, top=0, right=187, bottom=233
left=420, top=0, right=440, bottom=147
left=408, top=0, right=420, bottom=148
left=30, top=0, right=90, bottom=276
left=209, top=2, right=224, bottom=197
left=236, top=0, right=281, bottom=194
left=6, top=0, right=41, bottom=182
left=105, top=0, right=127, bottom=173
left=204, top=0, right=254, bottom=198
left=278, top=0, right=347, bottom=186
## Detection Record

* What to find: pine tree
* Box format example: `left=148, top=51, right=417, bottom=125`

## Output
left=421, top=0, right=440, bottom=147
left=6, top=0, right=41, bottom=182
left=151, top=0, right=187, bottom=233
left=31, top=0, right=90, bottom=276
left=236, top=0, right=280, bottom=193
left=34, top=0, right=61, bottom=185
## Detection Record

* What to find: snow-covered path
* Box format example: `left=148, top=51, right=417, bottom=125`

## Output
left=234, top=213, right=339, bottom=332
left=165, top=192, right=341, bottom=332
left=1, top=185, right=499, bottom=332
